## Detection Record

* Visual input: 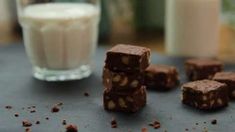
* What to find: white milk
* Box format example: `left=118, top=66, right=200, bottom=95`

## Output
left=166, top=0, right=220, bottom=57
left=19, top=3, right=100, bottom=70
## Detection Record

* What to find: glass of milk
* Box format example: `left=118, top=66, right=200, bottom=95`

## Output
left=16, top=0, right=100, bottom=81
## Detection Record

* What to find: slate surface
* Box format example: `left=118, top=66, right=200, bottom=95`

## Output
left=0, top=44, right=234, bottom=132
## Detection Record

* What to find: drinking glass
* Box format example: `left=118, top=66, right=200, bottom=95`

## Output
left=17, top=0, right=100, bottom=81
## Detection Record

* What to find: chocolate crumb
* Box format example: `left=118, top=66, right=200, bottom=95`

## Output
left=195, top=123, right=199, bottom=125
left=31, top=106, right=36, bottom=108
left=56, top=102, right=63, bottom=106
left=65, top=124, right=78, bottom=132
left=141, top=127, right=148, bottom=132
left=185, top=128, right=189, bottom=131
left=25, top=128, right=30, bottom=132
left=211, top=119, right=217, bottom=125
left=62, top=120, right=67, bottom=125
left=204, top=121, right=207, bottom=124
left=5, top=106, right=12, bottom=109
left=22, top=120, right=32, bottom=127
left=84, top=92, right=89, bottom=97
left=35, top=121, right=40, bottom=125
left=148, top=120, right=161, bottom=129
left=30, top=109, right=36, bottom=113
left=51, top=106, right=60, bottom=113
left=14, top=113, right=19, bottom=117
left=111, top=117, right=118, bottom=128
left=45, top=117, right=49, bottom=120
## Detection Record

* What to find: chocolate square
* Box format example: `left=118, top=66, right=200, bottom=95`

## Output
left=213, top=72, right=235, bottom=99
left=103, top=86, right=146, bottom=112
left=105, top=44, right=150, bottom=72
left=144, top=64, right=179, bottom=90
left=185, top=59, right=223, bottom=81
left=103, top=68, right=143, bottom=92
left=182, top=80, right=229, bottom=110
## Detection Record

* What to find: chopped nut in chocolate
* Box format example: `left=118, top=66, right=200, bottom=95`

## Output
left=65, top=124, right=78, bottom=132
left=22, top=120, right=32, bottom=127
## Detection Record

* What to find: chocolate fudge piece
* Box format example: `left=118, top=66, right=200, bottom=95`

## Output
left=213, top=72, right=235, bottom=99
left=185, top=59, right=223, bottom=81
left=105, top=44, right=150, bottom=72
left=181, top=80, right=229, bottom=110
left=103, top=86, right=146, bottom=112
left=144, top=64, right=179, bottom=90
left=103, top=68, right=143, bottom=92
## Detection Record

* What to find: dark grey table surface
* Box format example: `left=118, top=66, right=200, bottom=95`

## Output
left=0, top=44, right=235, bottom=132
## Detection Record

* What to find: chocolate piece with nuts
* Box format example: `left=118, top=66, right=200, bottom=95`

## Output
left=213, top=72, right=235, bottom=99
left=105, top=44, right=150, bottom=72
left=144, top=64, right=179, bottom=90
left=181, top=80, right=229, bottom=110
left=103, top=68, right=144, bottom=92
left=103, top=86, right=146, bottom=112
left=185, top=59, right=223, bottom=81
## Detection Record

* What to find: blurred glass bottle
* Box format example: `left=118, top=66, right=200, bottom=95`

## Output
left=166, top=0, right=221, bottom=57
left=220, top=0, right=235, bottom=63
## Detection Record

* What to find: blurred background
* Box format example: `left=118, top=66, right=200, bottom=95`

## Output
left=0, top=0, right=235, bottom=61
left=0, top=0, right=165, bottom=49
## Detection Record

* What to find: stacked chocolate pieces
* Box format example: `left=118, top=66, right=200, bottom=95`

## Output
left=103, top=44, right=151, bottom=112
